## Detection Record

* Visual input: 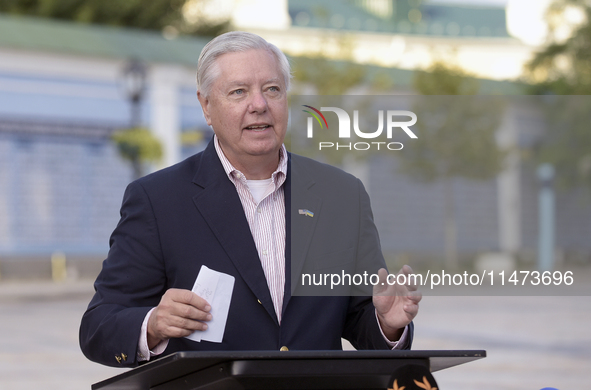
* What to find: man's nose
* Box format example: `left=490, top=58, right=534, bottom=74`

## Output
left=248, top=91, right=268, bottom=113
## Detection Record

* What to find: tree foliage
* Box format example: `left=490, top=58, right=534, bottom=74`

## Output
left=524, top=0, right=591, bottom=192
left=402, top=62, right=505, bottom=182
left=292, top=56, right=365, bottom=95
left=0, top=0, right=228, bottom=36
left=531, top=96, right=591, bottom=191
left=396, top=61, right=506, bottom=268
left=525, top=0, right=591, bottom=94
left=291, top=35, right=366, bottom=95
left=413, top=62, right=479, bottom=96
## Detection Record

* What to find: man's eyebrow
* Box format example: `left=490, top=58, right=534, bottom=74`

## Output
left=224, top=78, right=282, bottom=87
left=264, top=78, right=281, bottom=84
left=224, top=81, right=248, bottom=87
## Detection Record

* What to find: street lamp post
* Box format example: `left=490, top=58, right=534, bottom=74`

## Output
left=119, top=58, right=148, bottom=179
left=122, top=58, right=147, bottom=128
left=537, top=163, right=555, bottom=272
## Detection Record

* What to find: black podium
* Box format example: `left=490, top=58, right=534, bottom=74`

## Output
left=92, top=350, right=485, bottom=390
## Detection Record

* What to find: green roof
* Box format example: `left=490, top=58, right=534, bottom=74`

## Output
left=0, top=13, right=208, bottom=66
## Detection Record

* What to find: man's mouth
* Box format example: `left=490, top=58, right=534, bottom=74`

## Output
left=245, top=125, right=271, bottom=131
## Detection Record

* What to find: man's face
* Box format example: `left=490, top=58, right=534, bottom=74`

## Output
left=198, top=49, right=288, bottom=167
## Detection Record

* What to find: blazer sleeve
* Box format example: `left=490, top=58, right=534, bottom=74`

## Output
left=79, top=180, right=167, bottom=367
left=342, top=179, right=414, bottom=350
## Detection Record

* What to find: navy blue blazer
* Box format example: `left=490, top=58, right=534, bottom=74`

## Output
left=80, top=139, right=413, bottom=367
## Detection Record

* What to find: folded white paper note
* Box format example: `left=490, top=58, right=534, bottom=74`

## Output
left=186, top=265, right=235, bottom=343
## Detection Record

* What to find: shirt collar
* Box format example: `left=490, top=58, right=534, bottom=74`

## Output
left=213, top=135, right=287, bottom=188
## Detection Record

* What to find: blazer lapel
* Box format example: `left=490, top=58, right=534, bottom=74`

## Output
left=282, top=154, right=322, bottom=311
left=191, top=140, right=278, bottom=324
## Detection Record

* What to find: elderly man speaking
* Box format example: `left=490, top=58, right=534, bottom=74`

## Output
left=80, top=31, right=421, bottom=368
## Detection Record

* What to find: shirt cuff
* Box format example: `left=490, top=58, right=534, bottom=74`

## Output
left=375, top=309, right=410, bottom=350
left=137, top=308, right=169, bottom=361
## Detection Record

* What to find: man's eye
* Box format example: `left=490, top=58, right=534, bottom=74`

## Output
left=269, top=86, right=279, bottom=92
left=232, top=89, right=244, bottom=95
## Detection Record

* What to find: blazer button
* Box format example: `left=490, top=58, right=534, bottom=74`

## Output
left=121, top=353, right=127, bottom=362
left=115, top=355, right=122, bottom=364
left=280, top=346, right=289, bottom=351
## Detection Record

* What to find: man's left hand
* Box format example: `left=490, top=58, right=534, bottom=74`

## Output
left=372, top=265, right=422, bottom=341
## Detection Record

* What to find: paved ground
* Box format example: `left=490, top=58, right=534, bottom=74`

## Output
left=0, top=281, right=123, bottom=390
left=0, top=279, right=589, bottom=390
left=414, top=295, right=591, bottom=390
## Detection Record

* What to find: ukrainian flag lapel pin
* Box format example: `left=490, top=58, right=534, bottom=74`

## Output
left=298, top=209, right=314, bottom=217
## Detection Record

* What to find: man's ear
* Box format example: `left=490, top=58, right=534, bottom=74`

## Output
left=197, top=90, right=212, bottom=126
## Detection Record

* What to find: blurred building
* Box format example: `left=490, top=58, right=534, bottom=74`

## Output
left=0, top=0, right=589, bottom=278
left=218, top=0, right=537, bottom=81
left=0, top=14, right=209, bottom=277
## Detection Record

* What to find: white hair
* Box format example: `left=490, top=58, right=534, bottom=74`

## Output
left=197, top=31, right=292, bottom=97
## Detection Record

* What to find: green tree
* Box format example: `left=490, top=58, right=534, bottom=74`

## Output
left=0, top=0, right=228, bottom=36
left=532, top=96, right=591, bottom=192
left=525, top=0, right=591, bottom=193
left=291, top=35, right=366, bottom=96
left=112, top=127, right=163, bottom=180
left=398, top=62, right=506, bottom=269
left=525, top=0, right=591, bottom=94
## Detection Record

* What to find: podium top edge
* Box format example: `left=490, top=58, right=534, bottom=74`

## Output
left=169, top=349, right=486, bottom=360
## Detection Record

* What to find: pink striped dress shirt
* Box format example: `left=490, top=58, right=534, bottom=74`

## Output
left=214, top=136, right=287, bottom=322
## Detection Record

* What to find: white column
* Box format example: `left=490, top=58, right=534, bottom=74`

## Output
left=150, top=65, right=183, bottom=169
left=496, top=105, right=521, bottom=254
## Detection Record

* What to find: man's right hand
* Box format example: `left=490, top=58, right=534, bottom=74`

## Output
left=147, top=288, right=212, bottom=350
